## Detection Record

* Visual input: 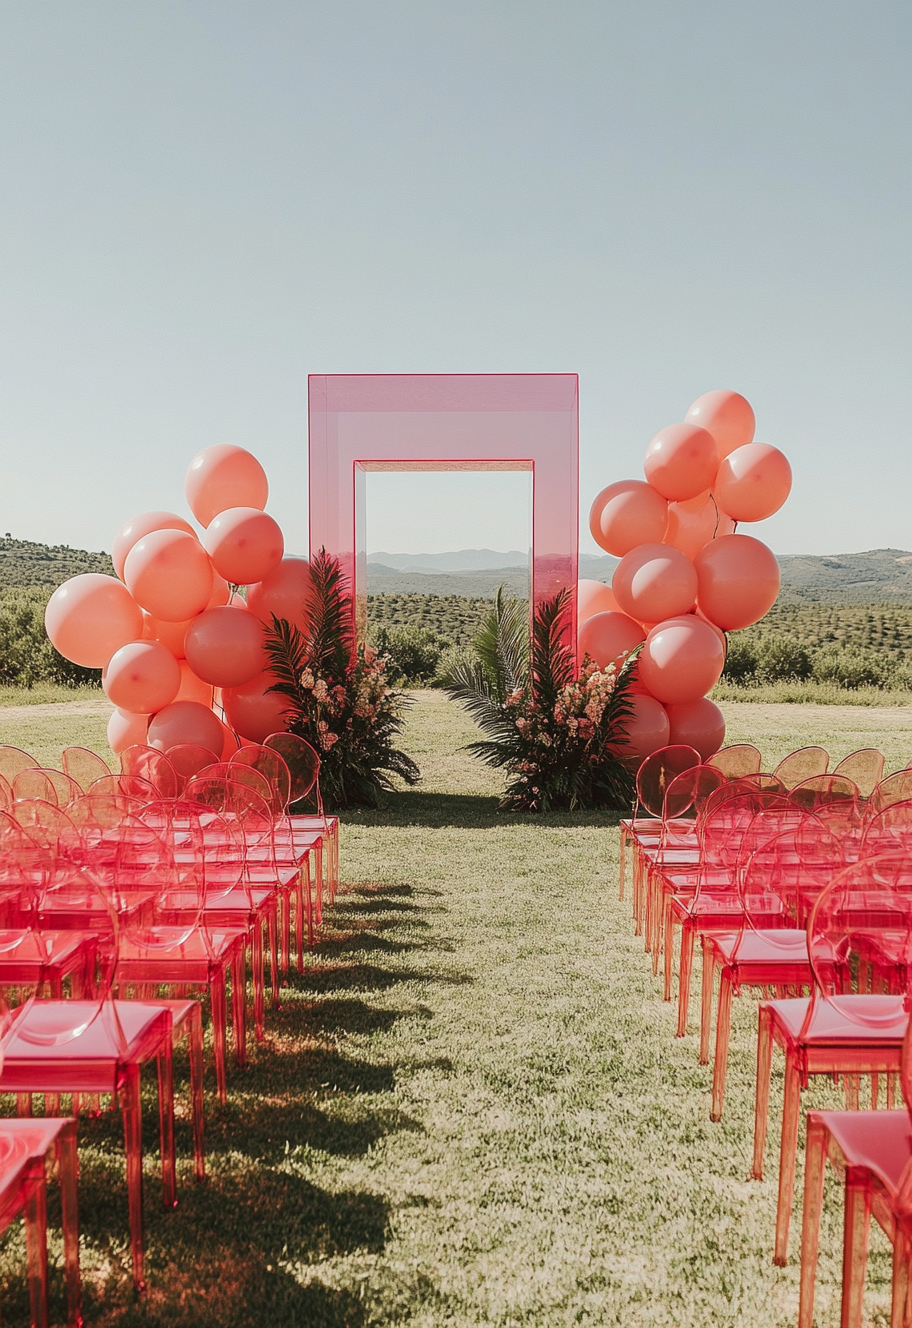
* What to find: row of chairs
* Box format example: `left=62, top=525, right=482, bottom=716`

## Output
left=0, top=732, right=339, bottom=1326
left=621, top=743, right=912, bottom=1328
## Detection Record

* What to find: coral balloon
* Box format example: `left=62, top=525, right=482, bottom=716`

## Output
left=45, top=573, right=144, bottom=668
left=685, top=390, right=755, bottom=461
left=107, top=707, right=149, bottom=754
left=608, top=693, right=670, bottom=766
left=147, top=700, right=225, bottom=756
left=664, top=493, right=735, bottom=561
left=124, top=529, right=214, bottom=622
left=247, top=557, right=313, bottom=633
left=695, top=534, right=781, bottom=631
left=577, top=580, right=620, bottom=620
left=713, top=443, right=792, bottom=522
left=589, top=481, right=667, bottom=557
left=175, top=661, right=213, bottom=705
left=644, top=423, right=718, bottom=501
left=578, top=612, right=644, bottom=669
left=185, top=445, right=269, bottom=528
left=141, top=613, right=192, bottom=659
left=206, top=573, right=231, bottom=608
left=183, top=606, right=267, bottom=688
left=112, top=511, right=196, bottom=581
left=666, top=697, right=726, bottom=760
left=202, top=507, right=284, bottom=586
left=612, top=543, right=698, bottom=623
left=221, top=670, right=292, bottom=744
left=102, top=640, right=181, bottom=715
left=639, top=616, right=727, bottom=705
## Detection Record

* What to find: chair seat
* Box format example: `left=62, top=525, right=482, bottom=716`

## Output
left=0, top=1000, right=172, bottom=1093
left=810, top=1109, right=912, bottom=1196
left=710, top=929, right=812, bottom=965
left=118, top=929, right=245, bottom=982
left=765, top=994, right=909, bottom=1045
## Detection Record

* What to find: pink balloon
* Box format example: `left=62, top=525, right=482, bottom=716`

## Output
left=644, top=423, right=718, bottom=501
left=695, top=534, right=781, bottom=631
left=608, top=693, right=670, bottom=766
left=222, top=670, right=292, bottom=744
left=184, top=606, right=267, bottom=687
left=578, top=612, right=645, bottom=669
left=202, top=507, right=284, bottom=586
left=247, top=557, right=313, bottom=633
left=124, top=529, right=214, bottom=622
left=639, top=616, right=727, bottom=705
left=102, top=640, right=181, bottom=715
left=577, top=580, right=620, bottom=620
left=185, top=445, right=269, bottom=528
left=612, top=543, right=698, bottom=623
left=147, top=700, right=225, bottom=756
left=206, top=572, right=231, bottom=608
left=713, top=443, right=792, bottom=522
left=107, top=707, right=149, bottom=754
left=45, top=573, right=144, bottom=668
left=685, top=390, right=755, bottom=461
left=664, top=492, right=735, bottom=560
left=175, top=661, right=213, bottom=706
left=666, top=697, right=726, bottom=760
left=112, top=511, right=196, bottom=581
left=141, top=613, right=192, bottom=659
left=589, top=481, right=667, bottom=557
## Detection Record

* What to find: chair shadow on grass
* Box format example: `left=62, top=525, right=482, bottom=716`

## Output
left=340, top=787, right=626, bottom=831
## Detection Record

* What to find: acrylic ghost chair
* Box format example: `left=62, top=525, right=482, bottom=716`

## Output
left=622, top=744, right=701, bottom=923
left=87, top=772, right=159, bottom=803
left=773, top=746, right=830, bottom=790
left=0, top=748, right=39, bottom=783
left=11, top=768, right=81, bottom=808
left=165, top=744, right=220, bottom=793
left=706, top=744, right=763, bottom=779
left=753, top=853, right=912, bottom=1268
left=833, top=748, right=886, bottom=801
left=264, top=732, right=338, bottom=920
left=119, top=745, right=180, bottom=799
left=60, top=746, right=110, bottom=792
left=798, top=1010, right=912, bottom=1328
left=871, top=771, right=912, bottom=816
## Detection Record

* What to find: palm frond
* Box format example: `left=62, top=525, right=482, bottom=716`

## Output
left=472, top=587, right=529, bottom=702
left=304, top=547, right=354, bottom=682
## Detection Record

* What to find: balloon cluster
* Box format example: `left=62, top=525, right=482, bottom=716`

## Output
left=45, top=446, right=311, bottom=758
left=581, top=390, right=791, bottom=765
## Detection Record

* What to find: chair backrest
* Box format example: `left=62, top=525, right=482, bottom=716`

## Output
left=12, top=768, right=60, bottom=806
left=166, top=743, right=221, bottom=792
left=228, top=745, right=292, bottom=815
left=698, top=792, right=793, bottom=877
left=264, top=733, right=321, bottom=804
left=705, top=744, right=762, bottom=779
left=0, top=747, right=39, bottom=783
left=773, top=746, right=829, bottom=789
left=635, top=746, right=702, bottom=817
left=790, top=774, right=860, bottom=814
left=119, top=745, right=179, bottom=799
left=88, top=773, right=158, bottom=803
left=832, top=749, right=885, bottom=799
left=862, top=800, right=912, bottom=853
left=740, top=817, right=844, bottom=933
left=870, top=770, right=912, bottom=815
left=662, top=765, right=726, bottom=824
left=7, top=800, right=83, bottom=865
left=61, top=746, right=111, bottom=791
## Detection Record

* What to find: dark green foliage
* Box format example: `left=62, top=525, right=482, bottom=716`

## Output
left=372, top=625, right=442, bottom=686
left=0, top=588, right=100, bottom=687
left=723, top=605, right=909, bottom=691
left=367, top=594, right=491, bottom=648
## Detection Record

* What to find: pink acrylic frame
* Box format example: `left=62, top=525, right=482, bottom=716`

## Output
left=308, top=374, right=579, bottom=651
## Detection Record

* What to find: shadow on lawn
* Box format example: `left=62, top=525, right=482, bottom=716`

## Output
left=341, top=788, right=625, bottom=830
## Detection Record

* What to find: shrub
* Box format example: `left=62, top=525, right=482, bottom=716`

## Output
left=756, top=638, right=813, bottom=683
left=810, top=645, right=891, bottom=690
left=371, top=624, right=442, bottom=686
left=721, top=637, right=759, bottom=684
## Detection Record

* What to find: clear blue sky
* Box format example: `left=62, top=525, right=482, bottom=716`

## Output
left=1, top=2, right=909, bottom=558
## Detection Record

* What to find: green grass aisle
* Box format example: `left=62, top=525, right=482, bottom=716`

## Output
left=0, top=692, right=900, bottom=1324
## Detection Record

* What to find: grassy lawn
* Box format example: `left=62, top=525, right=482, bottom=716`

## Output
left=0, top=691, right=906, bottom=1324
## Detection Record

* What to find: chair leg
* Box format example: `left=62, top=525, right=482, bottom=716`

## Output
left=24, top=1168, right=49, bottom=1328
left=711, top=969, right=734, bottom=1122
left=676, top=924, right=695, bottom=1037
left=619, top=828, right=626, bottom=902
left=211, top=967, right=228, bottom=1106
left=841, top=1170, right=872, bottom=1328
left=753, top=1006, right=774, bottom=1180
left=252, top=920, right=265, bottom=1041
left=663, top=903, right=675, bottom=1002
left=798, top=1115, right=828, bottom=1328
left=186, top=1005, right=205, bottom=1183
left=844, top=1073, right=861, bottom=1111
left=268, top=905, right=280, bottom=1010
left=890, top=1228, right=909, bottom=1328
left=156, top=1042, right=177, bottom=1210
left=122, top=1064, right=146, bottom=1293
left=700, top=940, right=717, bottom=1065
left=774, top=1052, right=802, bottom=1265
left=231, top=944, right=248, bottom=1068
left=57, top=1122, right=81, bottom=1328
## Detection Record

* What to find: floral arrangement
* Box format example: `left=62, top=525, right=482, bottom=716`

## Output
left=262, top=549, right=420, bottom=808
left=444, top=588, right=637, bottom=812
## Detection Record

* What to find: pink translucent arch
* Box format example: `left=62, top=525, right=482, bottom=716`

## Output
left=308, top=374, right=580, bottom=650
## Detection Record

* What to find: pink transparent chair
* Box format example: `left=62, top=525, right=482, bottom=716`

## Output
left=833, top=748, right=886, bottom=800
left=624, top=745, right=701, bottom=923
left=12, top=769, right=82, bottom=808
left=265, top=732, right=337, bottom=922
left=871, top=771, right=912, bottom=815
left=119, top=745, right=179, bottom=799
left=88, top=772, right=158, bottom=803
left=166, top=743, right=220, bottom=792
left=200, top=761, right=273, bottom=805
left=754, top=853, right=912, bottom=1267
left=705, top=744, right=763, bottom=779
left=60, top=747, right=109, bottom=791
left=774, top=745, right=830, bottom=789
left=798, top=1014, right=912, bottom=1328
left=0, top=747, right=39, bottom=783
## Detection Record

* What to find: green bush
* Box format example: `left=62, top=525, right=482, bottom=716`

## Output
left=0, top=588, right=100, bottom=688
left=810, top=645, right=891, bottom=690
left=722, top=637, right=759, bottom=683
left=372, top=624, right=442, bottom=686
left=757, top=638, right=814, bottom=683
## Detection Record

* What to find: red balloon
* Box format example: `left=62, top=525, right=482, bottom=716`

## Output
left=639, top=616, right=726, bottom=705
left=124, top=529, right=214, bottom=622
left=112, top=511, right=196, bottom=581
left=185, top=445, right=269, bottom=528
left=644, top=423, right=718, bottom=501
left=713, top=443, right=792, bottom=522
left=666, top=697, right=726, bottom=760
left=102, top=640, right=181, bottom=714
left=613, top=543, right=698, bottom=623
left=608, top=693, right=670, bottom=766
left=664, top=492, right=735, bottom=560
left=45, top=573, right=144, bottom=668
left=578, top=612, right=644, bottom=669
left=222, top=670, right=292, bottom=744
left=202, top=507, right=284, bottom=586
left=175, top=661, right=213, bottom=706
left=147, top=700, right=225, bottom=756
left=685, top=390, right=755, bottom=461
left=141, top=613, right=192, bottom=659
left=107, top=707, right=149, bottom=754
left=247, top=557, right=313, bottom=633
left=695, top=534, right=781, bottom=631
left=577, top=580, right=620, bottom=620
left=589, top=481, right=667, bottom=557
left=184, top=607, right=267, bottom=687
